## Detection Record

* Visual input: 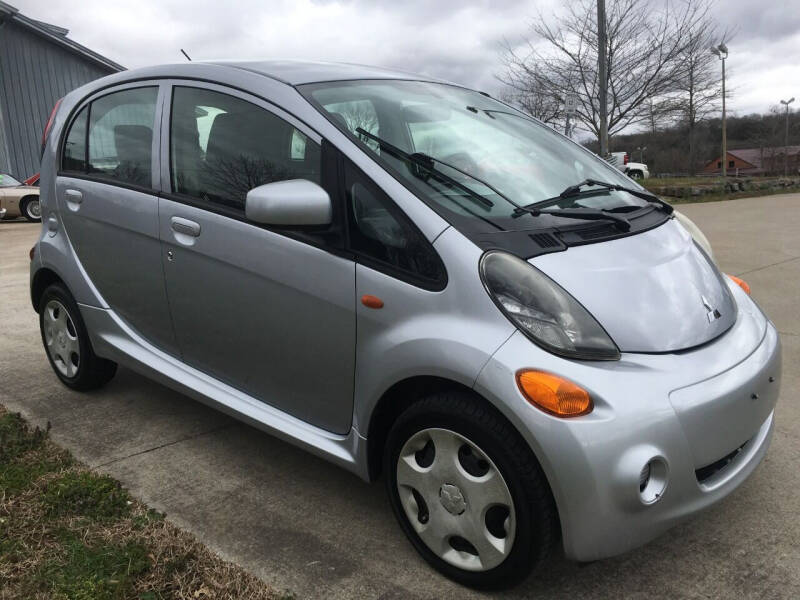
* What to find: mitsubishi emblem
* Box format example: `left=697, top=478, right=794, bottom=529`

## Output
left=702, top=295, right=722, bottom=323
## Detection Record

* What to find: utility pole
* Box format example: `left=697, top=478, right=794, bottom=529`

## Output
left=597, top=0, right=608, bottom=157
left=711, top=43, right=728, bottom=180
left=780, top=97, right=795, bottom=177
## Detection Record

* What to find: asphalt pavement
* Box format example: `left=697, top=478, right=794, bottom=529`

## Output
left=1, top=194, right=798, bottom=599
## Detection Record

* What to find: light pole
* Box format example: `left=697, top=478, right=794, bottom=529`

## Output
left=711, top=43, right=728, bottom=180
left=636, top=146, right=647, bottom=163
left=780, top=97, right=795, bottom=177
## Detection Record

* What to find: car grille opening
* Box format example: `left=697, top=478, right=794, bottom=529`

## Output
left=575, top=225, right=618, bottom=240
left=695, top=440, right=749, bottom=483
left=529, top=233, right=560, bottom=248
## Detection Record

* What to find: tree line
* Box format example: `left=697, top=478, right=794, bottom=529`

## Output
left=582, top=109, right=800, bottom=176
left=496, top=0, right=794, bottom=175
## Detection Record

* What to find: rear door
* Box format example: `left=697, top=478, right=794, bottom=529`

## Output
left=158, top=83, right=356, bottom=434
left=56, top=83, right=178, bottom=355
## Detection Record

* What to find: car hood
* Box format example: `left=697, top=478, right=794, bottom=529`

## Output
left=530, top=219, right=736, bottom=353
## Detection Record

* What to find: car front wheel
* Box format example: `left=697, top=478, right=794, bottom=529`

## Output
left=384, top=391, right=557, bottom=589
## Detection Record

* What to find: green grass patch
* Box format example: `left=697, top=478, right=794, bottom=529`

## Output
left=0, top=406, right=280, bottom=599
left=666, top=186, right=800, bottom=205
left=29, top=534, right=150, bottom=600
left=0, top=412, right=71, bottom=495
left=43, top=471, right=132, bottom=521
left=0, top=412, right=47, bottom=460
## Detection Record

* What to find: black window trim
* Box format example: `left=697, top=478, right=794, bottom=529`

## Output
left=338, top=153, right=448, bottom=292
left=55, top=78, right=348, bottom=257
left=57, top=81, right=163, bottom=190
left=53, top=77, right=446, bottom=285
left=162, top=82, right=346, bottom=255
left=165, top=82, right=323, bottom=210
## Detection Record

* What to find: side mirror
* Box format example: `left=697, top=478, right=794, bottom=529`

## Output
left=245, top=179, right=332, bottom=227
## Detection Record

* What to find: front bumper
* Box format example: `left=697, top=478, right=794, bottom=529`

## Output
left=474, top=287, right=781, bottom=562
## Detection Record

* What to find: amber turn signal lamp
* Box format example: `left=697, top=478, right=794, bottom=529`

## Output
left=361, top=294, right=384, bottom=309
left=728, top=274, right=750, bottom=295
left=516, top=370, right=592, bottom=417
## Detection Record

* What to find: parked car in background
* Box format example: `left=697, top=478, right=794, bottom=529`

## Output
left=24, top=173, right=40, bottom=186
left=31, top=61, right=780, bottom=589
left=608, top=151, right=649, bottom=179
left=0, top=172, right=42, bottom=221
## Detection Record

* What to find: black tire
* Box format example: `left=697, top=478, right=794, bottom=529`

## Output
left=38, top=283, right=117, bottom=390
left=628, top=170, right=643, bottom=179
left=20, top=196, right=42, bottom=222
left=384, top=391, right=558, bottom=589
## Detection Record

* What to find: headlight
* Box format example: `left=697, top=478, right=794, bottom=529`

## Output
left=480, top=251, right=620, bottom=360
left=673, top=211, right=714, bottom=262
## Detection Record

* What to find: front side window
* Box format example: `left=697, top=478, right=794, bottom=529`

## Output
left=170, top=87, right=321, bottom=211
left=344, top=160, right=445, bottom=286
left=87, top=87, right=157, bottom=187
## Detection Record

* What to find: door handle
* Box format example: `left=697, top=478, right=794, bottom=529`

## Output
left=170, top=216, right=201, bottom=237
left=65, top=189, right=83, bottom=203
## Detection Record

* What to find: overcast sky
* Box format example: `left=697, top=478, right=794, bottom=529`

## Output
left=15, top=0, right=800, bottom=122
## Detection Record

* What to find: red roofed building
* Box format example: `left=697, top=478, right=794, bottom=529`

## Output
left=703, top=146, right=800, bottom=175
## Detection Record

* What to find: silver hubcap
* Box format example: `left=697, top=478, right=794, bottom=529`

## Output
left=396, top=428, right=515, bottom=572
left=26, top=199, right=41, bottom=218
left=43, top=300, right=80, bottom=377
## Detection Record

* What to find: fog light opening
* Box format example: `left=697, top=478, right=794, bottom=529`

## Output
left=639, top=458, right=668, bottom=505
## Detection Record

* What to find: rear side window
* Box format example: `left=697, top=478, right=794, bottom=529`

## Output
left=60, top=87, right=157, bottom=188
left=344, top=160, right=445, bottom=288
left=87, top=87, right=157, bottom=187
left=170, top=86, right=321, bottom=211
left=62, top=107, right=88, bottom=172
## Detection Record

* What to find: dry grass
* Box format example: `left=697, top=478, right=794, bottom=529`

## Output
left=0, top=408, right=291, bottom=600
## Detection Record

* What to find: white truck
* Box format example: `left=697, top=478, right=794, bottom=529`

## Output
left=608, top=151, right=649, bottom=180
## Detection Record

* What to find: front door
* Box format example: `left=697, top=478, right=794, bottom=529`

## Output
left=159, top=84, right=356, bottom=434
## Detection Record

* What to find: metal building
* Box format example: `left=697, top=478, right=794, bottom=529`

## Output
left=0, top=1, right=124, bottom=178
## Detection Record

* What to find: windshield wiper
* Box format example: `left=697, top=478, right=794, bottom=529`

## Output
left=559, top=178, right=672, bottom=212
left=515, top=178, right=671, bottom=215
left=511, top=178, right=672, bottom=230
left=355, top=128, right=504, bottom=209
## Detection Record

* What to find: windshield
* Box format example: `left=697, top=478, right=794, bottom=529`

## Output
left=0, top=173, right=22, bottom=187
left=302, top=80, right=648, bottom=231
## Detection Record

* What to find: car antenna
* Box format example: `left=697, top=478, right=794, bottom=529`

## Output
left=180, top=49, right=192, bottom=61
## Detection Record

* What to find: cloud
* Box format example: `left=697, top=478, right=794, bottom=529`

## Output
left=13, top=0, right=796, bottom=118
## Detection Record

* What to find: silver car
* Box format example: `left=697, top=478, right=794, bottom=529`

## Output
left=30, top=61, right=781, bottom=589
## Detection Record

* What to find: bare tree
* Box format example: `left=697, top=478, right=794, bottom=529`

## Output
left=670, top=20, right=726, bottom=174
left=499, top=0, right=712, bottom=149
left=499, top=66, right=563, bottom=125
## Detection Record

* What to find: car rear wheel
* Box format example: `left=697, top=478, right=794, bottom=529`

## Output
left=20, top=196, right=41, bottom=222
left=384, top=391, right=557, bottom=589
left=39, top=283, right=117, bottom=390
left=628, top=170, right=643, bottom=180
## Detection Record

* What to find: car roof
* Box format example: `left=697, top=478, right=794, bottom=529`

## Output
left=205, top=59, right=458, bottom=87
